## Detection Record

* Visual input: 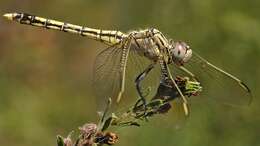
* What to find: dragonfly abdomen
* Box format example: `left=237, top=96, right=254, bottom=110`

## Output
left=3, top=12, right=126, bottom=45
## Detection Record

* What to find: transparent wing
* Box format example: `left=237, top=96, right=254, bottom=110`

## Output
left=127, top=48, right=161, bottom=101
left=150, top=80, right=190, bottom=129
left=93, top=44, right=122, bottom=110
left=93, top=44, right=161, bottom=112
left=160, top=98, right=188, bottom=129
left=170, top=51, right=252, bottom=107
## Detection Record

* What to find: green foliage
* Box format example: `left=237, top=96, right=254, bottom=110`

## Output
left=57, top=135, right=65, bottom=146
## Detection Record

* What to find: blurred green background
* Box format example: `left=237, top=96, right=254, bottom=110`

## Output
left=0, top=0, right=259, bottom=146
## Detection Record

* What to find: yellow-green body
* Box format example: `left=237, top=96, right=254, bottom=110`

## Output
left=3, top=12, right=126, bottom=45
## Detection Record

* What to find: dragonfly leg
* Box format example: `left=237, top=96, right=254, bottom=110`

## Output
left=160, top=60, right=190, bottom=116
left=116, top=37, right=133, bottom=103
left=134, top=63, right=155, bottom=116
left=179, top=66, right=198, bottom=81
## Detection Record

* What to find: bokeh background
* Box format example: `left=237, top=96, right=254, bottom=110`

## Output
left=0, top=0, right=259, bottom=146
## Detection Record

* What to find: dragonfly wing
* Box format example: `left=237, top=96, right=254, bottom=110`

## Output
left=170, top=51, right=252, bottom=107
left=128, top=49, right=161, bottom=100
left=167, top=98, right=188, bottom=128
left=93, top=44, right=161, bottom=112
left=93, top=44, right=122, bottom=110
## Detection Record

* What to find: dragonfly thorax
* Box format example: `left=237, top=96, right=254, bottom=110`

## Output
left=129, top=28, right=170, bottom=61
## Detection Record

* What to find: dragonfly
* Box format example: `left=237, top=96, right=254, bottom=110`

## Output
left=3, top=12, right=252, bottom=116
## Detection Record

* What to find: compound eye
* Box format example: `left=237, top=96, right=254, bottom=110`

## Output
left=183, top=49, right=192, bottom=63
left=173, top=42, right=186, bottom=60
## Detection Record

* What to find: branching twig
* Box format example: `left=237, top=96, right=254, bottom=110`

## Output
left=56, top=76, right=202, bottom=146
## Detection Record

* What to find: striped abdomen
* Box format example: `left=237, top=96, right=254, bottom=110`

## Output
left=3, top=12, right=126, bottom=45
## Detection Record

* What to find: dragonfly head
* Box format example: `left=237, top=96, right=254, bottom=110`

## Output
left=170, top=41, right=192, bottom=65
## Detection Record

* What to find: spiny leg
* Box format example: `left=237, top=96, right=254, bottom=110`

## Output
left=134, top=63, right=155, bottom=116
left=179, top=66, right=198, bottom=81
left=160, top=60, right=190, bottom=116
left=116, top=37, right=132, bottom=103
left=194, top=52, right=253, bottom=105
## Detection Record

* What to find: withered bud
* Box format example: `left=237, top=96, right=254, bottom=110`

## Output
left=63, top=137, right=73, bottom=146
left=94, top=132, right=119, bottom=145
left=105, top=132, right=119, bottom=145
left=79, top=123, right=97, bottom=138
